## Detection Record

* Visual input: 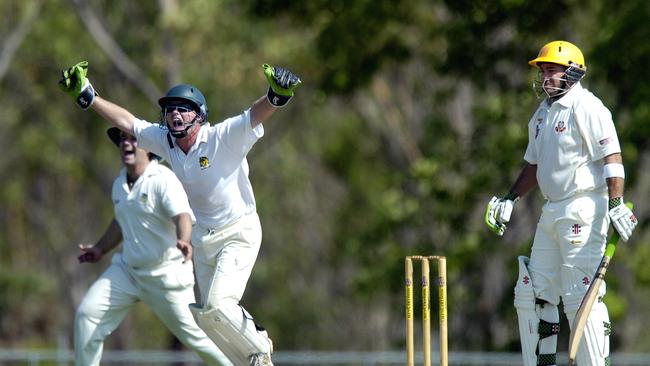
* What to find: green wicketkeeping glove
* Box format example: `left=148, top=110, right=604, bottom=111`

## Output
left=263, top=64, right=301, bottom=107
left=58, top=61, right=97, bottom=109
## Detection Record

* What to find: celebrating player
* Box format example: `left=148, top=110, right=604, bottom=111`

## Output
left=61, top=61, right=300, bottom=366
left=485, top=40, right=637, bottom=366
left=74, top=128, right=229, bottom=366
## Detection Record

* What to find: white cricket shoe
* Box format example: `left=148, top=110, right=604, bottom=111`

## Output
left=249, top=352, right=273, bottom=366
left=249, top=329, right=274, bottom=366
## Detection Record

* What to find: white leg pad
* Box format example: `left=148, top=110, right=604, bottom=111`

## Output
left=190, top=303, right=272, bottom=365
left=514, top=256, right=559, bottom=366
left=565, top=298, right=610, bottom=366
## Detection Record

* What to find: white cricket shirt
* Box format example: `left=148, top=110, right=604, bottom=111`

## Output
left=523, top=83, right=621, bottom=202
left=133, top=110, right=264, bottom=229
left=112, top=160, right=194, bottom=268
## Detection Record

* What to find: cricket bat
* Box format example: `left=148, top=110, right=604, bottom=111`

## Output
left=567, top=202, right=633, bottom=365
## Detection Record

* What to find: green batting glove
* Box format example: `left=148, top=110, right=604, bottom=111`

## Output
left=58, top=61, right=97, bottom=109
left=485, top=197, right=507, bottom=236
left=263, top=63, right=301, bottom=107
left=485, top=193, right=519, bottom=236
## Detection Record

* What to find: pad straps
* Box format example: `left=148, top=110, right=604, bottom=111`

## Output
left=536, top=299, right=560, bottom=366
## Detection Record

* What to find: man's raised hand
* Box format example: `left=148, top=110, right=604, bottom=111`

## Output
left=263, top=64, right=301, bottom=107
left=59, top=60, right=97, bottom=109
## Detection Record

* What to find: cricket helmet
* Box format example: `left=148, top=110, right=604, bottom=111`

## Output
left=530, top=40, right=587, bottom=97
left=528, top=40, right=586, bottom=70
left=158, top=84, right=209, bottom=121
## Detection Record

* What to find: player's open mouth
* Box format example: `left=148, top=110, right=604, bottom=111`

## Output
left=173, top=118, right=184, bottom=127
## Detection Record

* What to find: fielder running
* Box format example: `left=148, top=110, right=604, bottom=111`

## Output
left=61, top=61, right=300, bottom=366
left=485, top=40, right=637, bottom=366
left=74, top=128, right=229, bottom=366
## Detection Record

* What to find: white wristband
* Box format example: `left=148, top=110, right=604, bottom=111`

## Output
left=604, top=163, right=625, bottom=179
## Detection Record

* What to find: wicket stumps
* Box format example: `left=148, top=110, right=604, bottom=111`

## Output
left=405, top=256, right=448, bottom=366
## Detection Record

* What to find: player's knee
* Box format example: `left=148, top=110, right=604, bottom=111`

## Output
left=562, top=291, right=587, bottom=314
left=514, top=256, right=558, bottom=309
left=75, top=301, right=94, bottom=325
left=189, top=302, right=237, bottom=328
left=514, top=256, right=535, bottom=309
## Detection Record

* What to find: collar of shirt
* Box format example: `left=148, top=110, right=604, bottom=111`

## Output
left=555, top=82, right=584, bottom=108
left=119, top=159, right=160, bottom=188
left=197, top=124, right=210, bottom=144
left=173, top=124, right=210, bottom=151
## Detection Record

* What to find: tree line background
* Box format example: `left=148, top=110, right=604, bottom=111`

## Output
left=1, top=0, right=649, bottom=356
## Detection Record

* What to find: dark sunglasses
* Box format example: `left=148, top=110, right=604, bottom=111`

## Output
left=163, top=104, right=195, bottom=114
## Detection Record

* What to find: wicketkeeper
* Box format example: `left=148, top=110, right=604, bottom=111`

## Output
left=61, top=61, right=300, bottom=366
left=485, top=40, right=637, bottom=366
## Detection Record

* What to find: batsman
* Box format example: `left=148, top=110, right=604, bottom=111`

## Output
left=60, top=60, right=300, bottom=366
left=485, top=41, right=638, bottom=366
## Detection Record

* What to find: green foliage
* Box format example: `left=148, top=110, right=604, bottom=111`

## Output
left=0, top=269, right=57, bottom=341
left=246, top=0, right=415, bottom=93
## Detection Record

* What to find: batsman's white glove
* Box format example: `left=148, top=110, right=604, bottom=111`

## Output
left=608, top=197, right=637, bottom=241
left=485, top=194, right=519, bottom=236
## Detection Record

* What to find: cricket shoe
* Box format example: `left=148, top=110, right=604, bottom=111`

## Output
left=249, top=352, right=273, bottom=366
left=249, top=329, right=274, bottom=366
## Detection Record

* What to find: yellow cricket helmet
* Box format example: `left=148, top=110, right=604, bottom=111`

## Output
left=528, top=40, right=586, bottom=70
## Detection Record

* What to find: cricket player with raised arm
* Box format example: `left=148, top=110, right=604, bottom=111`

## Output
left=75, top=128, right=230, bottom=366
left=60, top=61, right=300, bottom=366
left=484, top=40, right=638, bottom=366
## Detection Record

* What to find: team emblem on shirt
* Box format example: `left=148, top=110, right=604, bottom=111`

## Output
left=554, top=121, right=567, bottom=133
left=199, top=156, right=210, bottom=170
left=140, top=193, right=148, bottom=204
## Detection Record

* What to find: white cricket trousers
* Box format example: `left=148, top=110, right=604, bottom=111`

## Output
left=192, top=212, right=262, bottom=309
left=74, top=254, right=229, bottom=366
left=527, top=190, right=609, bottom=308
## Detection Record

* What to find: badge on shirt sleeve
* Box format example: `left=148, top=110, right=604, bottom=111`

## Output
left=599, top=137, right=612, bottom=146
left=554, top=121, right=567, bottom=133
left=199, top=156, right=210, bottom=170
left=535, top=118, right=543, bottom=139
left=140, top=193, right=148, bottom=204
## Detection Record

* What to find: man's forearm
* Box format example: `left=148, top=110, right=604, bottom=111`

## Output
left=91, top=96, right=137, bottom=133
left=509, top=163, right=538, bottom=198
left=250, top=95, right=276, bottom=128
left=603, top=153, right=625, bottom=199
left=95, top=219, right=123, bottom=255
left=173, top=213, right=193, bottom=242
